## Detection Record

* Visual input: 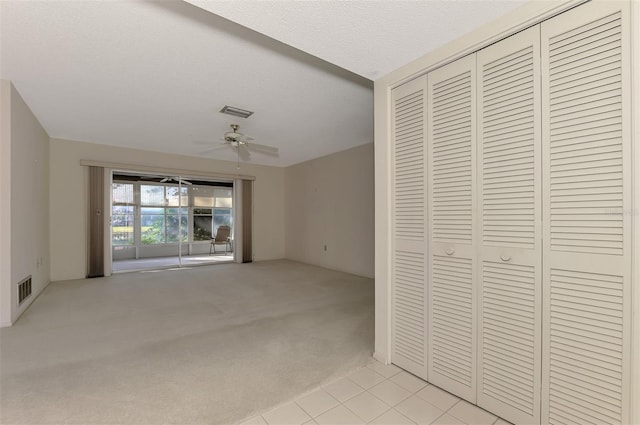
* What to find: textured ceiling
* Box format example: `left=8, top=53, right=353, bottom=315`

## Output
left=186, top=0, right=526, bottom=80
left=1, top=0, right=525, bottom=167
left=0, top=0, right=372, bottom=167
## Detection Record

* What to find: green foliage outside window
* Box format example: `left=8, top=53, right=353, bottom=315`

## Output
left=111, top=182, right=231, bottom=246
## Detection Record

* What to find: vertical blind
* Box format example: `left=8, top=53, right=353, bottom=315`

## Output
left=88, top=166, right=104, bottom=278
left=242, top=179, right=253, bottom=263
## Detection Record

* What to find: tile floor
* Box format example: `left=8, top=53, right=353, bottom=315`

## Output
left=239, top=359, right=510, bottom=425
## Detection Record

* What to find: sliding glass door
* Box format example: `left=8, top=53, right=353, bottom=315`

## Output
left=110, top=173, right=234, bottom=273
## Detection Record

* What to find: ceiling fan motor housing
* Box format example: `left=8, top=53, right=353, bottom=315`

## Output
left=225, top=124, right=248, bottom=144
left=224, top=133, right=246, bottom=144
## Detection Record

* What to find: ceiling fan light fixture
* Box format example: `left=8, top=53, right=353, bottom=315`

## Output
left=220, top=105, right=253, bottom=119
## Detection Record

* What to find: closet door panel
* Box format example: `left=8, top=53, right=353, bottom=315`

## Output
left=427, top=54, right=477, bottom=402
left=542, top=2, right=631, bottom=424
left=391, top=77, right=428, bottom=378
left=476, top=26, right=541, bottom=425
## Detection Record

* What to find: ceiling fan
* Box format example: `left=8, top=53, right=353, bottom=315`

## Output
left=136, top=175, right=193, bottom=185
left=198, top=124, right=279, bottom=168
left=159, top=176, right=192, bottom=185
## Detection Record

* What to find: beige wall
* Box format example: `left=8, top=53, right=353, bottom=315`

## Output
left=0, top=81, right=50, bottom=326
left=49, top=138, right=285, bottom=281
left=4, top=97, right=373, bottom=321
left=0, top=81, right=12, bottom=326
left=284, top=143, right=374, bottom=278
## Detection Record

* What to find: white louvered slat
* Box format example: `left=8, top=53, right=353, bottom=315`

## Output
left=542, top=2, right=631, bottom=424
left=548, top=11, right=624, bottom=256
left=394, top=89, right=425, bottom=242
left=432, top=255, right=473, bottom=386
left=391, top=77, right=428, bottom=379
left=482, top=45, right=535, bottom=249
left=431, top=69, right=473, bottom=244
left=548, top=269, right=624, bottom=425
left=393, top=250, right=426, bottom=367
left=477, top=26, right=541, bottom=425
left=482, top=262, right=536, bottom=416
left=427, top=53, right=476, bottom=402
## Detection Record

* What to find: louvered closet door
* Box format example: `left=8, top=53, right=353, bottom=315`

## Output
left=426, top=54, right=477, bottom=401
left=541, top=2, right=632, bottom=424
left=391, top=77, right=428, bottom=379
left=476, top=26, right=542, bottom=424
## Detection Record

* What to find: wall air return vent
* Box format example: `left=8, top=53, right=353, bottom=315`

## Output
left=18, top=276, right=32, bottom=305
left=220, top=105, right=253, bottom=119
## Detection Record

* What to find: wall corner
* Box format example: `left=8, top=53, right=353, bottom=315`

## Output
left=373, top=78, right=392, bottom=363
left=0, top=80, right=13, bottom=327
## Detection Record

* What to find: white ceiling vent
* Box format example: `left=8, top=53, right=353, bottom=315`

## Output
left=220, top=105, right=254, bottom=119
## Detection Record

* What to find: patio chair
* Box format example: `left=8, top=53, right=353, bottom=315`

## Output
left=210, top=225, right=231, bottom=255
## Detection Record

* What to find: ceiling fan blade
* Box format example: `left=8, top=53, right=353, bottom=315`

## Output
left=247, top=142, right=279, bottom=156
left=234, top=145, right=251, bottom=161
left=193, top=140, right=220, bottom=146
left=199, top=144, right=230, bottom=154
left=159, top=177, right=193, bottom=185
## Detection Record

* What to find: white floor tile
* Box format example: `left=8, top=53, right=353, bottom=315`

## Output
left=368, top=380, right=412, bottom=406
left=389, top=372, right=428, bottom=393
left=239, top=416, right=269, bottom=425
left=296, top=389, right=340, bottom=418
left=324, top=377, right=366, bottom=402
left=447, top=401, right=496, bottom=425
left=263, top=402, right=311, bottom=425
left=395, top=396, right=444, bottom=425
left=246, top=360, right=511, bottom=425
left=366, top=361, right=403, bottom=378
left=344, top=392, right=391, bottom=422
left=431, top=413, right=465, bottom=425
left=415, top=385, right=459, bottom=411
left=368, top=408, right=417, bottom=425
left=347, top=368, right=386, bottom=390
left=315, top=405, right=365, bottom=425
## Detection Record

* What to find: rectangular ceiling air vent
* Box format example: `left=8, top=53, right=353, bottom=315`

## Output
left=220, top=105, right=253, bottom=119
left=18, top=275, right=32, bottom=305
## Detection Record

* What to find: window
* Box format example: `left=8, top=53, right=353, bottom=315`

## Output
left=111, top=180, right=231, bottom=247
left=112, top=183, right=134, bottom=245
left=214, top=188, right=232, bottom=208
left=214, top=208, right=232, bottom=233
left=140, top=185, right=189, bottom=245
left=192, top=187, right=233, bottom=240
left=193, top=208, right=213, bottom=241
left=140, top=185, right=164, bottom=206
left=166, top=208, right=188, bottom=243
left=140, top=207, right=165, bottom=244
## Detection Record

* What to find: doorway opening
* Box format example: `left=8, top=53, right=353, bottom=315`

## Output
left=110, top=172, right=235, bottom=273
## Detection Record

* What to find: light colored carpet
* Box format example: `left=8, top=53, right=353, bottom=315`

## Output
left=112, top=253, right=233, bottom=272
left=0, top=260, right=374, bottom=425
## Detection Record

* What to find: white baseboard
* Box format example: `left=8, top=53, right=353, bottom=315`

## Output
left=0, top=320, right=13, bottom=328
left=373, top=351, right=389, bottom=365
